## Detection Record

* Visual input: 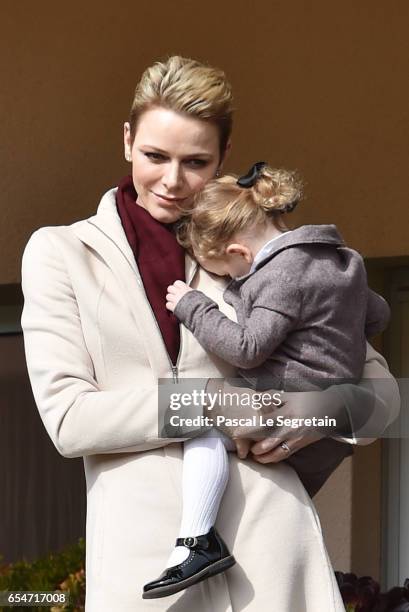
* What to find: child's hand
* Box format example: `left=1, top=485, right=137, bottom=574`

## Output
left=166, top=280, right=193, bottom=312
left=234, top=438, right=252, bottom=459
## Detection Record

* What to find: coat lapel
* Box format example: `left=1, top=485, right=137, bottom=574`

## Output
left=72, top=188, right=190, bottom=376
left=184, top=251, right=198, bottom=285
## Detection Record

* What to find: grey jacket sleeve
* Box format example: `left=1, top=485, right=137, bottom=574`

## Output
left=174, top=278, right=301, bottom=369
left=365, top=289, right=391, bottom=337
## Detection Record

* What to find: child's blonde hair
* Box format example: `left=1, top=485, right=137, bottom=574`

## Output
left=177, top=165, right=303, bottom=259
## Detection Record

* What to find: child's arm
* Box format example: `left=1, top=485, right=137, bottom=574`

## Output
left=365, top=289, right=391, bottom=338
left=167, top=275, right=300, bottom=369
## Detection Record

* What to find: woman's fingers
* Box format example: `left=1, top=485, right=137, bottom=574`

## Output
left=251, top=437, right=282, bottom=455
left=234, top=437, right=251, bottom=459
left=251, top=433, right=323, bottom=464
left=252, top=446, right=291, bottom=464
left=252, top=437, right=300, bottom=463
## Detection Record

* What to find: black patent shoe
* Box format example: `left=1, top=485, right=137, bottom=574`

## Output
left=142, top=527, right=235, bottom=599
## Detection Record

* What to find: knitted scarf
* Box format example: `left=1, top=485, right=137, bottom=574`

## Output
left=116, top=175, right=185, bottom=365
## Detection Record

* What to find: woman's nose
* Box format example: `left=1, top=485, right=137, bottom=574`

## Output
left=162, top=162, right=183, bottom=191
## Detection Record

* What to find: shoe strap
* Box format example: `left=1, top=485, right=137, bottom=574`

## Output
left=175, top=533, right=211, bottom=550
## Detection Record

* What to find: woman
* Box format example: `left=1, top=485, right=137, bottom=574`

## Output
left=21, top=56, right=399, bottom=611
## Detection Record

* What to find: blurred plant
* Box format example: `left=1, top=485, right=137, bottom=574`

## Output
left=51, top=568, right=85, bottom=612
left=336, top=571, right=409, bottom=612
left=0, top=539, right=85, bottom=611
left=2, top=551, right=409, bottom=612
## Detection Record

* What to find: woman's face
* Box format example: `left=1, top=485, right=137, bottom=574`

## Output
left=124, top=107, right=224, bottom=224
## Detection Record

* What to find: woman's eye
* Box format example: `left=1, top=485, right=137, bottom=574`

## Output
left=185, top=159, right=208, bottom=168
left=144, top=152, right=166, bottom=162
left=143, top=153, right=208, bottom=168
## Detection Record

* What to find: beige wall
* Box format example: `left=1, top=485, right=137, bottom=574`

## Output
left=315, top=442, right=383, bottom=579
left=315, top=459, right=353, bottom=571
left=1, top=0, right=408, bottom=283
left=1, top=0, right=407, bottom=576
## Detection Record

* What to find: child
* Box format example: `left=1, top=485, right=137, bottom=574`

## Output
left=142, top=162, right=390, bottom=599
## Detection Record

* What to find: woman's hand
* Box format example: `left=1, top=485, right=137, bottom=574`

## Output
left=234, top=438, right=252, bottom=459
left=205, top=380, right=353, bottom=464
left=234, top=433, right=323, bottom=463
left=250, top=433, right=323, bottom=463
left=205, top=378, right=279, bottom=440
left=249, top=387, right=348, bottom=464
left=166, top=280, right=193, bottom=312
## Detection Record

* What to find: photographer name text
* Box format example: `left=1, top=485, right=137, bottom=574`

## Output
left=168, top=415, right=337, bottom=429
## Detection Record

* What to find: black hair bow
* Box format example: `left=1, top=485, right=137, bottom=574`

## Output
left=236, top=161, right=267, bottom=188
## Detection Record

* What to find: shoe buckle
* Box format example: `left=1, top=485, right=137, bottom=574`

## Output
left=183, top=536, right=198, bottom=548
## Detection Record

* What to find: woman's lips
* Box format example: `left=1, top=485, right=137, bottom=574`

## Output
left=152, top=192, right=187, bottom=204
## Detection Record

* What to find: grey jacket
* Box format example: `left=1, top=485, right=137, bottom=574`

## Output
left=174, top=225, right=390, bottom=391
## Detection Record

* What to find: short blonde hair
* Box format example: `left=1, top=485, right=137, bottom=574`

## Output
left=177, top=165, right=303, bottom=259
left=129, top=56, right=234, bottom=159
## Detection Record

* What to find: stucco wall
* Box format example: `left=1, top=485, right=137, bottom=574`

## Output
left=1, top=0, right=408, bottom=283
left=1, top=0, right=406, bottom=575
left=315, top=459, right=353, bottom=571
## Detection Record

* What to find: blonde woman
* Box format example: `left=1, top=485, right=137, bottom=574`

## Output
left=21, top=57, right=399, bottom=611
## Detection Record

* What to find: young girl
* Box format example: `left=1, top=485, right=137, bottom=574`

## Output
left=143, top=162, right=390, bottom=599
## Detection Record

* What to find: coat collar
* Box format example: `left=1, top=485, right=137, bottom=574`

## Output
left=72, top=187, right=198, bottom=284
left=71, top=188, right=198, bottom=375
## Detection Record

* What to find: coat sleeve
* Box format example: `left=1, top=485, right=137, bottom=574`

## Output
left=21, top=229, right=205, bottom=459
left=173, top=275, right=301, bottom=369
left=365, top=289, right=391, bottom=337
left=331, top=342, right=400, bottom=445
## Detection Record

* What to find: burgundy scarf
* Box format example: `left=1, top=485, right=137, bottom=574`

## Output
left=116, top=175, right=185, bottom=365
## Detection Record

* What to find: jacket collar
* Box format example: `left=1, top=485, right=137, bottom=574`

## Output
left=256, top=224, right=344, bottom=262
left=228, top=224, right=345, bottom=288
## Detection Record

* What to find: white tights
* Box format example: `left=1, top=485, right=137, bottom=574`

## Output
left=165, top=430, right=235, bottom=568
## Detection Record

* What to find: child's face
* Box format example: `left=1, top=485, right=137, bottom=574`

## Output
left=197, top=253, right=252, bottom=279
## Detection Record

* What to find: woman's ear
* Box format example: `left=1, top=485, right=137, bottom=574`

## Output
left=224, top=140, right=232, bottom=160
left=226, top=243, right=253, bottom=263
left=218, top=140, right=232, bottom=173
left=124, top=122, right=132, bottom=162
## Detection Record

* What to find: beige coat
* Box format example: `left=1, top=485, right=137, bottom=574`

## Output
left=21, top=189, right=399, bottom=611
